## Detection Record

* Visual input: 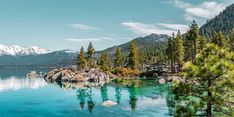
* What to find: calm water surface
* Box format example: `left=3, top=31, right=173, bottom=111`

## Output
left=0, top=68, right=175, bottom=117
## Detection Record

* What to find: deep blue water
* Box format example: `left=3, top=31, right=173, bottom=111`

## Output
left=0, top=68, right=174, bottom=117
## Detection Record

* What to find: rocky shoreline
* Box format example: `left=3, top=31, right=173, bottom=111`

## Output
left=43, top=67, right=117, bottom=84
left=26, top=67, right=183, bottom=85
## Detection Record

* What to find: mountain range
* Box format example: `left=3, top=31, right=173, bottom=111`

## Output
left=0, top=48, right=77, bottom=67
left=0, top=45, right=48, bottom=56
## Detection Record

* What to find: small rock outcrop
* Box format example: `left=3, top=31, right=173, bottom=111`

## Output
left=158, top=78, right=166, bottom=84
left=44, top=67, right=114, bottom=83
left=27, top=71, right=38, bottom=78
left=157, top=74, right=184, bottom=84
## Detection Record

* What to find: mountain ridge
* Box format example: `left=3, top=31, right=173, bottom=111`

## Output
left=200, top=4, right=234, bottom=37
left=0, top=44, right=49, bottom=56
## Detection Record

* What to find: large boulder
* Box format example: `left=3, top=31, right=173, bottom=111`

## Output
left=158, top=78, right=166, bottom=84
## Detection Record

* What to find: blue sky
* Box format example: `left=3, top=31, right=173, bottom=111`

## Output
left=0, top=0, right=233, bottom=51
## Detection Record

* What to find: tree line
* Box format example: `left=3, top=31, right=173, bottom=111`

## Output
left=166, top=20, right=233, bottom=73
left=77, top=40, right=140, bottom=74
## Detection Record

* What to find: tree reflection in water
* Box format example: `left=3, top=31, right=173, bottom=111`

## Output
left=76, top=89, right=87, bottom=110
left=100, top=83, right=108, bottom=102
left=166, top=87, right=175, bottom=116
left=74, top=80, right=175, bottom=114
left=87, top=88, right=95, bottom=113
left=115, top=86, right=122, bottom=104
left=76, top=88, right=95, bottom=113
left=128, top=84, right=137, bottom=111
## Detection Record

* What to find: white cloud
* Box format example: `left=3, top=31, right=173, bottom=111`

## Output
left=158, top=23, right=189, bottom=34
left=122, top=21, right=188, bottom=35
left=186, top=2, right=225, bottom=19
left=169, top=0, right=191, bottom=9
left=69, top=23, right=99, bottom=30
left=170, top=0, right=226, bottom=20
left=64, top=37, right=131, bottom=42
left=64, top=38, right=101, bottom=42
left=122, top=21, right=175, bottom=35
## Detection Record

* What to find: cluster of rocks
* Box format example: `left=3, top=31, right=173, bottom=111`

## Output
left=27, top=71, right=44, bottom=78
left=153, top=73, right=184, bottom=84
left=26, top=71, right=38, bottom=78
left=44, top=67, right=115, bottom=84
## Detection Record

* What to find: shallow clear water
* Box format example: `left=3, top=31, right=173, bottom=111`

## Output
left=0, top=68, right=175, bottom=117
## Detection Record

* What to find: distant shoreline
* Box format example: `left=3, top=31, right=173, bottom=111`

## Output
left=0, top=66, right=59, bottom=69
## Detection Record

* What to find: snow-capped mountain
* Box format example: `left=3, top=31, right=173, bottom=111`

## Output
left=0, top=44, right=49, bottom=56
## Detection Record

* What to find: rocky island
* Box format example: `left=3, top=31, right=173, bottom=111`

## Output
left=44, top=67, right=117, bottom=84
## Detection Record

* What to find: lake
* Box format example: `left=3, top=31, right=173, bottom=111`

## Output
left=0, top=68, right=175, bottom=117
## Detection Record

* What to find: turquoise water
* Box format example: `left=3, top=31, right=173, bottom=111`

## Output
left=0, top=68, right=175, bottom=117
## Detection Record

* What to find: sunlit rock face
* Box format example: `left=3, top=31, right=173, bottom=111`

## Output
left=0, top=77, right=48, bottom=91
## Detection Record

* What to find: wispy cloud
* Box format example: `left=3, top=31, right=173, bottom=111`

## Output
left=168, top=0, right=191, bottom=9
left=122, top=21, right=174, bottom=35
left=169, top=0, right=226, bottom=20
left=158, top=23, right=189, bottom=34
left=69, top=23, right=99, bottom=30
left=186, top=2, right=225, bottom=19
left=64, top=38, right=101, bottom=42
left=122, top=21, right=188, bottom=35
left=64, top=37, right=132, bottom=42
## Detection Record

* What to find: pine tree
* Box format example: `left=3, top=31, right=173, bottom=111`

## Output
left=175, top=30, right=184, bottom=72
left=173, top=44, right=234, bottom=116
left=212, top=31, right=227, bottom=47
left=77, top=46, right=87, bottom=68
left=228, top=29, right=234, bottom=51
left=184, top=34, right=193, bottom=61
left=87, top=42, right=95, bottom=67
left=100, top=51, right=111, bottom=72
left=186, top=20, right=200, bottom=62
left=166, top=36, right=175, bottom=73
left=197, top=36, right=207, bottom=53
left=114, top=47, right=123, bottom=67
left=128, top=40, right=139, bottom=70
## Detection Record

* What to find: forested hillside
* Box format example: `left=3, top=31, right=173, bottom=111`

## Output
left=98, top=34, right=169, bottom=64
left=200, top=4, right=234, bottom=37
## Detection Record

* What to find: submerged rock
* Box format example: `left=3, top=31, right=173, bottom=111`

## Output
left=102, top=100, right=117, bottom=107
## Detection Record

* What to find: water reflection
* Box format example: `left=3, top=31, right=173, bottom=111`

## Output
left=0, top=69, right=174, bottom=116
left=0, top=77, right=47, bottom=91
left=74, top=80, right=175, bottom=114
left=129, top=84, right=137, bottom=111
left=101, top=83, right=108, bottom=102
left=87, top=88, right=95, bottom=113
left=115, top=86, right=122, bottom=104
left=166, top=89, right=175, bottom=116
left=76, top=88, right=96, bottom=113
left=76, top=89, right=87, bottom=110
